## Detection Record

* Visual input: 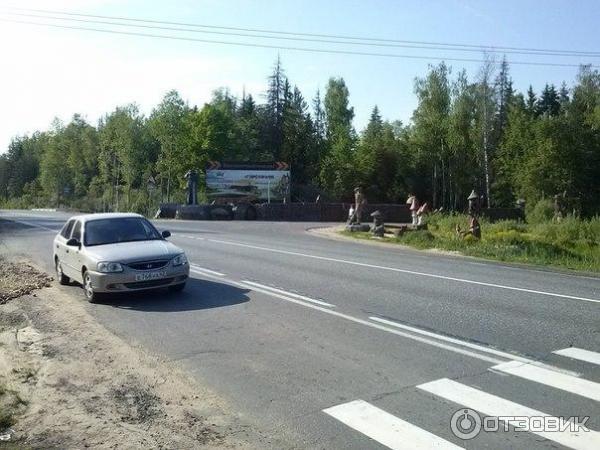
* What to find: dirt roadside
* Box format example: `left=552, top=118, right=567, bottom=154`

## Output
left=0, top=258, right=260, bottom=449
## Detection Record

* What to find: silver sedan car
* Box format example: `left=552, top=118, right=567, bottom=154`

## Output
left=53, top=213, right=189, bottom=302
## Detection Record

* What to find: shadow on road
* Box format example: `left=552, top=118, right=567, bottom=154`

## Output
left=97, top=277, right=251, bottom=312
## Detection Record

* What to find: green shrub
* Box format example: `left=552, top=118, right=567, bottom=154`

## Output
left=486, top=220, right=527, bottom=234
left=396, top=230, right=435, bottom=248
left=527, top=198, right=554, bottom=224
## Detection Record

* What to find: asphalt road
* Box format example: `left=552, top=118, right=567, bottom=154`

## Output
left=1, top=209, right=599, bottom=449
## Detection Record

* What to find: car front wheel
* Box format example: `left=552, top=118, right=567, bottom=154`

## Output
left=82, top=271, right=101, bottom=303
left=55, top=258, right=69, bottom=285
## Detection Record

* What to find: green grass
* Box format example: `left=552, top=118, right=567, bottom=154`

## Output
left=341, top=213, right=600, bottom=273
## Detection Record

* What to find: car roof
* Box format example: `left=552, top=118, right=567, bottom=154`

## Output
left=68, top=212, right=144, bottom=222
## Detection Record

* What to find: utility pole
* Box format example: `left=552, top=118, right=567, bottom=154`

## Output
left=483, top=81, right=491, bottom=208
left=113, top=151, right=120, bottom=212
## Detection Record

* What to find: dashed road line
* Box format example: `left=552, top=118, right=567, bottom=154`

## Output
left=189, top=264, right=225, bottom=277
left=241, top=280, right=335, bottom=307
left=370, top=316, right=579, bottom=376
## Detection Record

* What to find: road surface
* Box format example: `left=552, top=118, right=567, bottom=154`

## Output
left=1, top=209, right=599, bottom=449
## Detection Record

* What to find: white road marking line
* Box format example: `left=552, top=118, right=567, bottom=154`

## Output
left=241, top=280, right=335, bottom=307
left=235, top=280, right=502, bottom=364
left=201, top=237, right=600, bottom=304
left=187, top=270, right=568, bottom=369
left=418, top=378, right=600, bottom=450
left=189, top=265, right=225, bottom=277
left=370, top=317, right=579, bottom=376
left=323, top=400, right=463, bottom=450
left=1, top=217, right=56, bottom=232
left=553, top=347, right=600, bottom=366
left=189, top=269, right=228, bottom=282
left=491, top=360, right=600, bottom=401
left=173, top=233, right=205, bottom=240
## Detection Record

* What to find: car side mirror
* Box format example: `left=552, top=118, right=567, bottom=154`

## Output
left=66, top=238, right=80, bottom=247
left=162, top=230, right=171, bottom=238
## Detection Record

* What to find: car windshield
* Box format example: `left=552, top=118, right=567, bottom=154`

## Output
left=84, top=218, right=162, bottom=246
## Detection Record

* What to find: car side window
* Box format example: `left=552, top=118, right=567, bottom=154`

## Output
left=71, top=220, right=82, bottom=241
left=60, top=220, right=75, bottom=239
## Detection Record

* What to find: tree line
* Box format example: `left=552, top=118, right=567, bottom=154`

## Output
left=1, top=56, right=599, bottom=215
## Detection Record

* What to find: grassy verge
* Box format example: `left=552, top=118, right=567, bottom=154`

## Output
left=340, top=213, right=600, bottom=273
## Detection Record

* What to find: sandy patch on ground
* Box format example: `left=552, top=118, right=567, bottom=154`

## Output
left=0, top=258, right=257, bottom=449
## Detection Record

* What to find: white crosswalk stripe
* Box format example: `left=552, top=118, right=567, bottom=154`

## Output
left=324, top=400, right=463, bottom=450
left=491, top=360, right=600, bottom=402
left=553, top=347, right=600, bottom=366
left=418, top=378, right=600, bottom=450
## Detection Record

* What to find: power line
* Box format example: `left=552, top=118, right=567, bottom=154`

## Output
left=5, top=11, right=600, bottom=59
left=2, top=18, right=597, bottom=69
left=5, top=6, right=600, bottom=58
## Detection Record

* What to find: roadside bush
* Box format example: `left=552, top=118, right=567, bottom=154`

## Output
left=486, top=220, right=527, bottom=234
left=396, top=230, right=435, bottom=248
left=342, top=210, right=600, bottom=272
left=527, top=198, right=554, bottom=224
left=531, top=216, right=600, bottom=248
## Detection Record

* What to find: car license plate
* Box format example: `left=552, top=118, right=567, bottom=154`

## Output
left=135, top=271, right=167, bottom=281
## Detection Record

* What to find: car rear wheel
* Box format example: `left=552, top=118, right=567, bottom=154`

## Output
left=82, top=270, right=101, bottom=303
left=55, top=258, right=69, bottom=285
left=169, top=282, right=186, bottom=293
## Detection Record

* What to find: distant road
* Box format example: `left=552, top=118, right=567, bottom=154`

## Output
left=1, top=209, right=599, bottom=449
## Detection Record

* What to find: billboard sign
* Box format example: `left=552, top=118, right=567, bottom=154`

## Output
left=205, top=162, right=290, bottom=203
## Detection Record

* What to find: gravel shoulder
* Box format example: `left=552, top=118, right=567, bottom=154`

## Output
left=0, top=257, right=258, bottom=449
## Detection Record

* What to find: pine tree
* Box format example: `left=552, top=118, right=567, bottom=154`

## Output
left=559, top=82, right=570, bottom=113
left=493, top=56, right=513, bottom=146
left=526, top=85, right=538, bottom=116
left=264, top=56, right=287, bottom=160
left=312, top=89, right=325, bottom=142
left=537, top=84, right=560, bottom=117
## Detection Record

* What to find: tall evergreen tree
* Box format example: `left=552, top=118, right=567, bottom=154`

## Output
left=537, top=84, right=561, bottom=117
left=493, top=56, right=513, bottom=147
left=559, top=82, right=570, bottom=112
left=264, top=56, right=287, bottom=160
left=526, top=85, right=538, bottom=116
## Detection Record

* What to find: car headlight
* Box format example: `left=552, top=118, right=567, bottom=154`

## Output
left=172, top=253, right=188, bottom=266
left=97, top=262, right=124, bottom=273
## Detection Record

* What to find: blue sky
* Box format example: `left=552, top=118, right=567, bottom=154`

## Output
left=1, top=0, right=599, bottom=150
